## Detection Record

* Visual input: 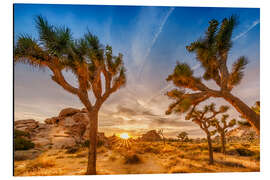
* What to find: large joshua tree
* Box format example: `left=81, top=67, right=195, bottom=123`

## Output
left=185, top=103, right=229, bottom=164
left=211, top=112, right=236, bottom=154
left=14, top=16, right=126, bottom=175
left=166, top=15, right=260, bottom=134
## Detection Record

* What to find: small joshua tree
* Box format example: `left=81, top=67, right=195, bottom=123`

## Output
left=211, top=114, right=236, bottom=154
left=158, top=129, right=166, bottom=146
left=185, top=103, right=229, bottom=164
left=177, top=131, right=189, bottom=143
left=14, top=16, right=126, bottom=175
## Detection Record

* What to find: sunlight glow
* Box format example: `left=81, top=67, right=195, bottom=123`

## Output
left=119, top=133, right=130, bottom=139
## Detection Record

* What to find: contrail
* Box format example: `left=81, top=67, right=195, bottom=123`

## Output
left=232, top=19, right=259, bottom=41
left=146, top=83, right=174, bottom=104
left=137, top=7, right=175, bottom=80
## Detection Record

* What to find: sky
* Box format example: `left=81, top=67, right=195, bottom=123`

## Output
left=14, top=4, right=260, bottom=138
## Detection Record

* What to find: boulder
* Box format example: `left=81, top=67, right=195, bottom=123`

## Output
left=14, top=107, right=109, bottom=150
left=141, top=130, right=162, bottom=141
left=44, top=117, right=59, bottom=124
left=58, top=107, right=80, bottom=117
left=14, top=119, right=39, bottom=132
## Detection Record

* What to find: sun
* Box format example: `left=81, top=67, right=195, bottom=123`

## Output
left=119, top=133, right=130, bottom=139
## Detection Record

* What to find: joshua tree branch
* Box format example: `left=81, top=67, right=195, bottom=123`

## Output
left=48, top=62, right=80, bottom=95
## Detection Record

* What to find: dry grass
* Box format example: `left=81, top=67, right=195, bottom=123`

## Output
left=14, top=141, right=260, bottom=176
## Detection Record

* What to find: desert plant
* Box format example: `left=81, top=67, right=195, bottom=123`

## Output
left=14, top=129, right=34, bottom=150
left=177, top=131, right=189, bottom=143
left=158, top=129, right=166, bottom=146
left=166, top=15, right=260, bottom=134
left=124, top=153, right=141, bottom=164
left=211, top=113, right=236, bottom=154
left=14, top=16, right=126, bottom=174
left=185, top=103, right=229, bottom=164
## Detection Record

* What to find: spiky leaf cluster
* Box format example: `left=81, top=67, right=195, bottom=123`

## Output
left=14, top=16, right=126, bottom=109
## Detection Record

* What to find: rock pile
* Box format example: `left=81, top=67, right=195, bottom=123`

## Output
left=140, top=130, right=162, bottom=141
left=14, top=107, right=108, bottom=149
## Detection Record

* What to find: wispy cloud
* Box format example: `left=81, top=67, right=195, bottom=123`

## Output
left=137, top=7, right=175, bottom=79
left=232, top=19, right=259, bottom=41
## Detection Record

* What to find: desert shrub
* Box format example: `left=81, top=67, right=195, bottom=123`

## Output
left=226, top=149, right=239, bottom=156
left=14, top=136, right=35, bottom=150
left=97, top=140, right=104, bottom=147
left=235, top=148, right=255, bottom=156
left=81, top=140, right=90, bottom=147
left=56, top=156, right=64, bottom=159
left=14, top=129, right=30, bottom=138
left=124, top=153, right=141, bottom=164
left=144, top=146, right=160, bottom=154
left=212, top=146, right=222, bottom=153
left=65, top=147, right=79, bottom=154
left=97, top=146, right=107, bottom=153
left=253, top=153, right=260, bottom=161
left=221, top=161, right=246, bottom=168
left=81, top=139, right=104, bottom=147
left=75, top=151, right=88, bottom=158
left=26, top=156, right=55, bottom=171
left=109, top=154, right=117, bottom=161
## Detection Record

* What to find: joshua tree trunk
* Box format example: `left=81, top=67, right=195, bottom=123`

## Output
left=86, top=111, right=98, bottom=175
left=206, top=134, right=214, bottom=165
left=220, top=132, right=226, bottom=154
left=223, top=92, right=260, bottom=134
left=163, top=138, right=166, bottom=146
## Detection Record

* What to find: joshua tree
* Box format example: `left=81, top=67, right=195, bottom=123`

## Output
left=211, top=114, right=236, bottom=154
left=158, top=129, right=166, bottom=145
left=185, top=103, right=229, bottom=164
left=166, top=15, right=260, bottom=134
left=14, top=16, right=126, bottom=175
left=177, top=131, right=189, bottom=143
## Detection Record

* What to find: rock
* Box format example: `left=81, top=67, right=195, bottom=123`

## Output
left=140, top=130, right=162, bottom=141
left=14, top=149, right=42, bottom=161
left=32, top=137, right=51, bottom=147
left=44, top=117, right=59, bottom=124
left=58, top=107, right=80, bottom=117
left=72, top=112, right=88, bottom=124
left=14, top=119, right=39, bottom=132
left=51, top=136, right=76, bottom=149
left=14, top=107, right=109, bottom=150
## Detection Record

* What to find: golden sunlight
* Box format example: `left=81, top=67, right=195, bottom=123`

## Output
left=119, top=133, right=130, bottom=139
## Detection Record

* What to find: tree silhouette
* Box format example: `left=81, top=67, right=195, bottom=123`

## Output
left=158, top=129, right=166, bottom=145
left=211, top=114, right=236, bottom=154
left=14, top=16, right=126, bottom=175
left=177, top=131, right=189, bottom=143
left=185, top=103, right=228, bottom=164
left=166, top=15, right=260, bottom=134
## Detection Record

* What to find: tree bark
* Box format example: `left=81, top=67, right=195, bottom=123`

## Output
left=223, top=92, right=260, bottom=135
left=220, top=132, right=226, bottom=154
left=207, top=134, right=214, bottom=165
left=86, top=111, right=98, bottom=175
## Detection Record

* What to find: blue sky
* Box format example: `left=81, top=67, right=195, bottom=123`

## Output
left=14, top=4, right=260, bottom=137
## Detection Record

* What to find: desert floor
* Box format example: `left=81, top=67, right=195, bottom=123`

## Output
left=14, top=141, right=260, bottom=176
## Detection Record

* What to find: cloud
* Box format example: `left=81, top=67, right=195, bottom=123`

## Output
left=232, top=19, right=259, bottom=41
